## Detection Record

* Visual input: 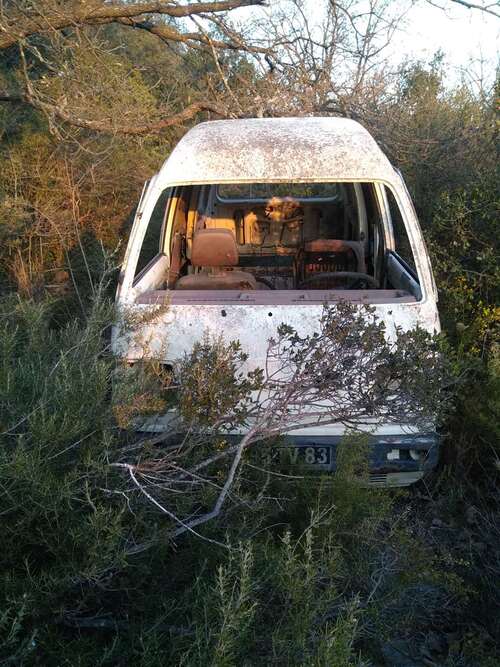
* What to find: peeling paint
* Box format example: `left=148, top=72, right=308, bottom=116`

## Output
left=112, top=117, right=441, bottom=467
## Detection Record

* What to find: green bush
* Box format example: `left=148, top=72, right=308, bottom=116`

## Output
left=425, top=179, right=499, bottom=476
left=0, top=294, right=128, bottom=663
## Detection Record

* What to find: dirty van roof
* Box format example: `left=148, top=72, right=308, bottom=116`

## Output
left=156, top=117, right=396, bottom=187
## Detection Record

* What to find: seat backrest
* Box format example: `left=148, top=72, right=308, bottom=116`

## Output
left=175, top=228, right=257, bottom=290
left=191, top=228, right=239, bottom=267
left=303, top=239, right=366, bottom=273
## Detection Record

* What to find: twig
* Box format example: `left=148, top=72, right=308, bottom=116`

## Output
left=111, top=463, right=228, bottom=549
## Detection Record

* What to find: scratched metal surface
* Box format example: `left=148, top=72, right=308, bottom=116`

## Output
left=112, top=299, right=439, bottom=438
left=114, top=299, right=439, bottom=365
left=112, top=118, right=440, bottom=442
left=156, top=117, right=396, bottom=186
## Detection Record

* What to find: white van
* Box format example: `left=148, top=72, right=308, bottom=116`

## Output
left=112, top=117, right=441, bottom=486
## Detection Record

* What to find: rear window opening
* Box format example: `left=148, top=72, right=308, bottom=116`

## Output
left=132, top=182, right=421, bottom=304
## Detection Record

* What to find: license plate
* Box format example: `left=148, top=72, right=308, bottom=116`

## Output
left=270, top=445, right=331, bottom=466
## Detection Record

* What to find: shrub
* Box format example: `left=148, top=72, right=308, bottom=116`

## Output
left=0, top=292, right=130, bottom=662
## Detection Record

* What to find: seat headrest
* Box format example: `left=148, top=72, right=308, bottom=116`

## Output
left=191, top=228, right=239, bottom=267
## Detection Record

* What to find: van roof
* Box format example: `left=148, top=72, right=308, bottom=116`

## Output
left=156, top=117, right=396, bottom=186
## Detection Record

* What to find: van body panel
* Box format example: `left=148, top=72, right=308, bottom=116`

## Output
left=112, top=118, right=441, bottom=486
left=153, top=117, right=396, bottom=186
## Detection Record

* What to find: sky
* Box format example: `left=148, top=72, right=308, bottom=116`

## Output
left=230, top=0, right=499, bottom=87
left=389, top=0, right=499, bottom=79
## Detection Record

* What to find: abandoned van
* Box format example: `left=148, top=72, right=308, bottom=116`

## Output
left=112, top=117, right=441, bottom=486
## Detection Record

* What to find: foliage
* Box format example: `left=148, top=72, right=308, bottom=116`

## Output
left=0, top=3, right=498, bottom=663
left=0, top=289, right=497, bottom=663
left=262, top=302, right=450, bottom=434
left=0, top=123, right=163, bottom=298
left=366, top=57, right=497, bottom=228
left=428, top=179, right=499, bottom=350
left=177, top=334, right=263, bottom=429
left=0, top=292, right=126, bottom=663
left=107, top=304, right=452, bottom=553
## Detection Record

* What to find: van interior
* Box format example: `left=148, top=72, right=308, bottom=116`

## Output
left=133, top=182, right=421, bottom=301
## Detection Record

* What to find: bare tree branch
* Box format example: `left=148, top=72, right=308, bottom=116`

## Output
left=0, top=0, right=266, bottom=51
left=0, top=1, right=268, bottom=133
left=0, top=88, right=227, bottom=134
left=115, top=15, right=271, bottom=55
left=112, top=303, right=453, bottom=545
left=444, top=0, right=499, bottom=18
left=111, top=462, right=229, bottom=547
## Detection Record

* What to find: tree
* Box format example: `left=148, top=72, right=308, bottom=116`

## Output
left=0, top=0, right=267, bottom=134
left=0, top=1, right=271, bottom=293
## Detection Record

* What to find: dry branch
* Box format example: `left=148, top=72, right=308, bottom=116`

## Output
left=445, top=0, right=499, bottom=18
left=112, top=303, right=453, bottom=547
left=0, top=0, right=267, bottom=133
left=0, top=1, right=266, bottom=51
left=0, top=90, right=227, bottom=135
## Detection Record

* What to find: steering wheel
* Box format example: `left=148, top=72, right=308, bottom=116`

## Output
left=297, top=271, right=379, bottom=290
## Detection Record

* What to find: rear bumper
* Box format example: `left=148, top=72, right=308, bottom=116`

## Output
left=280, top=432, right=439, bottom=487
left=134, top=410, right=439, bottom=487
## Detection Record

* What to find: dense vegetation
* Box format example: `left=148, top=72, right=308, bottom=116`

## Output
left=0, top=2, right=498, bottom=664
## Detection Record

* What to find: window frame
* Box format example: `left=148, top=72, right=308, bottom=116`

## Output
left=376, top=182, right=421, bottom=285
left=215, top=183, right=343, bottom=204
left=132, top=187, right=174, bottom=286
left=119, top=177, right=433, bottom=307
